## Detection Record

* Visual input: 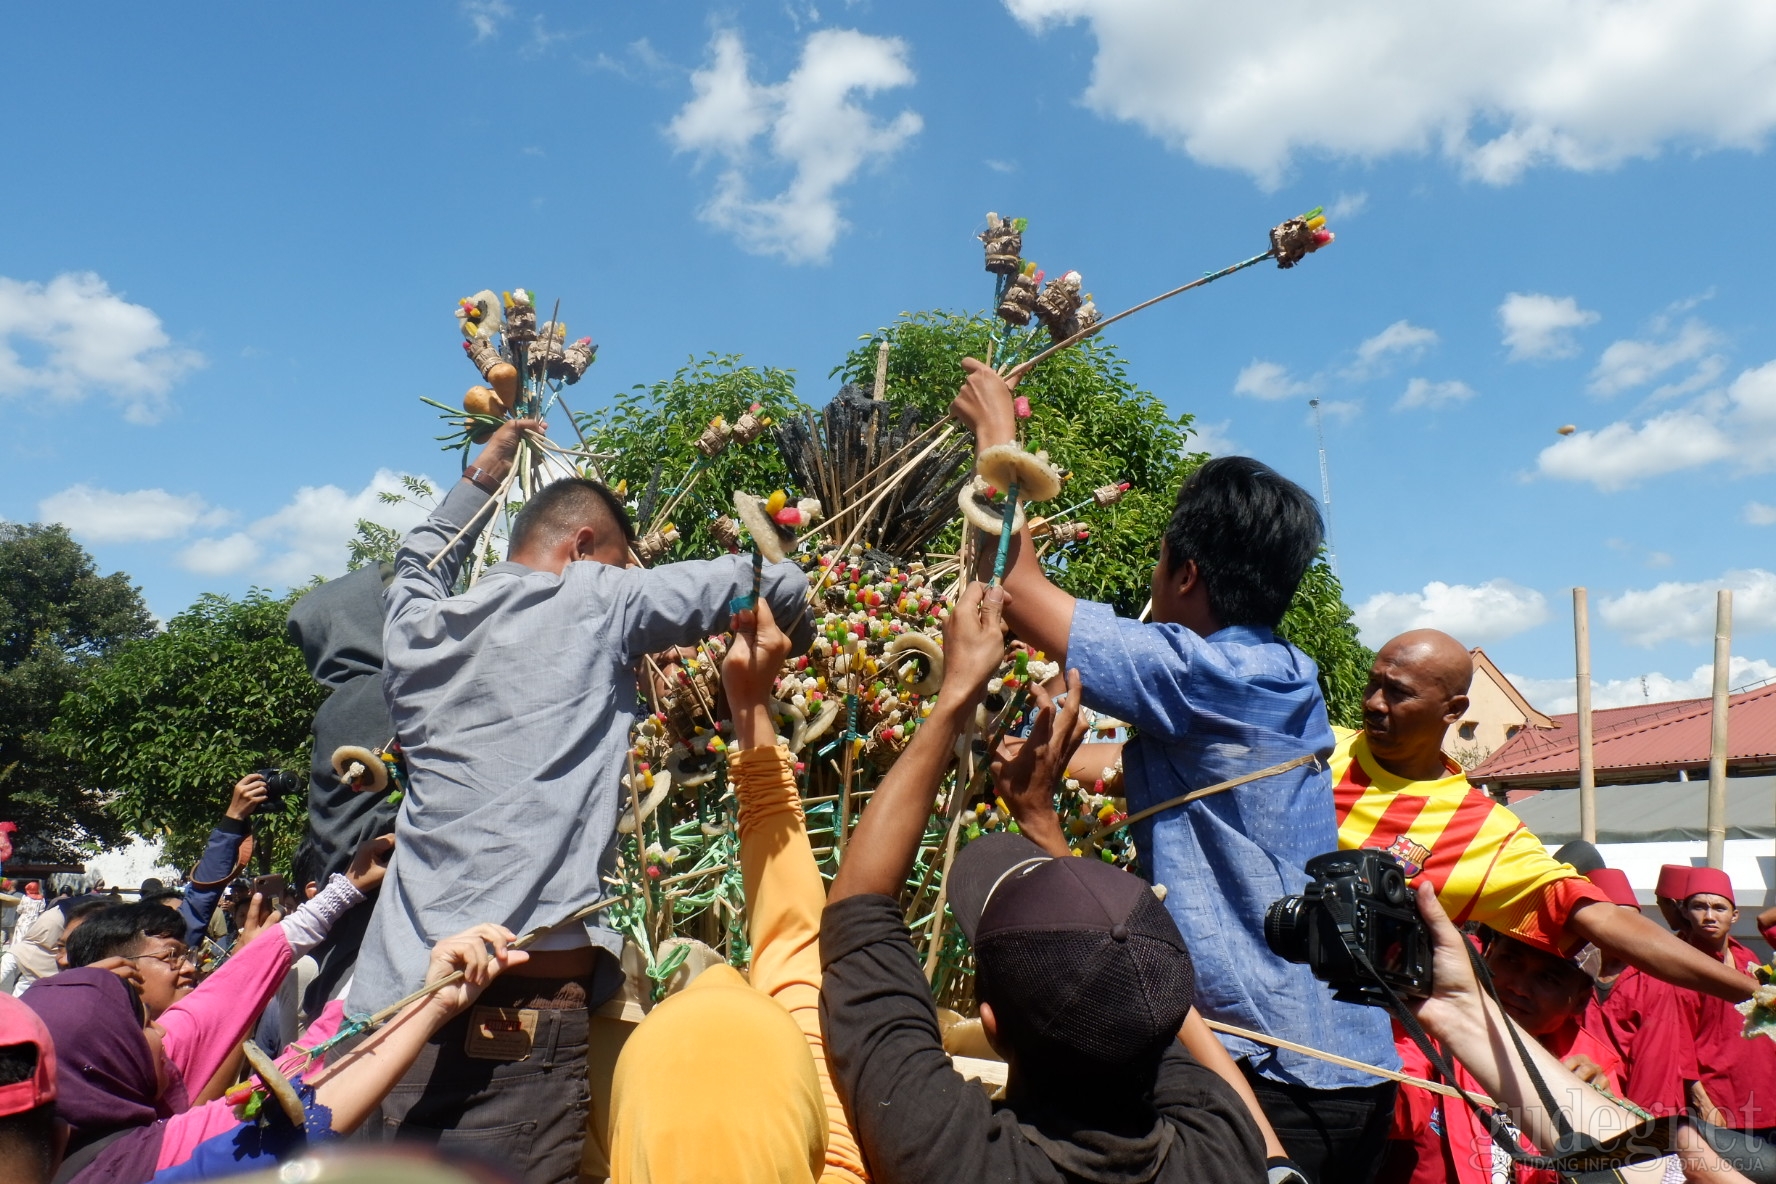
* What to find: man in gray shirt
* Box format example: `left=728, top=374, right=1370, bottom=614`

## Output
left=350, top=418, right=810, bottom=1179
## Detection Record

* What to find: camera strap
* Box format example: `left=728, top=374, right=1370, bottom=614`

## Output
left=1358, top=941, right=1682, bottom=1176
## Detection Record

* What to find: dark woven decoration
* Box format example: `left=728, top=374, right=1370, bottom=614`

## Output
left=771, top=383, right=970, bottom=560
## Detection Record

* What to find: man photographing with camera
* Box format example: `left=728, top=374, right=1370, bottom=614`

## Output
left=1335, top=629, right=1753, bottom=1004
left=177, top=769, right=298, bottom=949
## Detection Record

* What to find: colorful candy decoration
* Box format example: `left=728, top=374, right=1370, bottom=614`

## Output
left=635, top=525, right=680, bottom=565
left=1269, top=207, right=1335, bottom=269
left=732, top=490, right=821, bottom=564
left=996, top=263, right=1040, bottom=327
left=731, top=403, right=772, bottom=445
left=980, top=212, right=1026, bottom=275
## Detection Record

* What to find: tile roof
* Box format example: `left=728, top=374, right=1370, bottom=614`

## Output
left=1469, top=682, right=1776, bottom=787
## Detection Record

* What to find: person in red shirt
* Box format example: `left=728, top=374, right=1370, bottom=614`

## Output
left=1383, top=932, right=1623, bottom=1183
left=1583, top=866, right=1704, bottom=1119
left=1681, top=867, right=1776, bottom=1133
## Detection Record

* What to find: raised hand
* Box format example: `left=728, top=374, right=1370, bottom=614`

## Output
left=420, top=924, right=530, bottom=1016
left=950, top=357, right=1018, bottom=447
left=990, top=669, right=1087, bottom=858
left=347, top=833, right=397, bottom=894
left=227, top=773, right=268, bottom=821
left=940, top=582, right=1010, bottom=706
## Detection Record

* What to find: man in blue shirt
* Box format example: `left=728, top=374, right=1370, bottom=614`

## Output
left=952, top=359, right=1397, bottom=1184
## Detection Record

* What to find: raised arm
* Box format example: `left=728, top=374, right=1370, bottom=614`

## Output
left=723, top=600, right=868, bottom=1184
left=615, top=555, right=812, bottom=664
left=949, top=359, right=1077, bottom=663
left=829, top=582, right=1008, bottom=904
left=1565, top=900, right=1754, bottom=1003
left=181, top=774, right=261, bottom=946
left=386, top=418, right=539, bottom=623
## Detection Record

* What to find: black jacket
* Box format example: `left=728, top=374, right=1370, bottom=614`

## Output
left=819, top=894, right=1266, bottom=1184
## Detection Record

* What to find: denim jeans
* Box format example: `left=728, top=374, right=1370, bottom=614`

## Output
left=1245, top=1063, right=1396, bottom=1184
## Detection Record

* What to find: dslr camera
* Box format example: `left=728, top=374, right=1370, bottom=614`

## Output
left=255, top=769, right=303, bottom=811
left=1264, top=849, right=1433, bottom=1008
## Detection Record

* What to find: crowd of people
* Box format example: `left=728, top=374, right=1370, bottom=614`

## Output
left=1, top=359, right=1773, bottom=1184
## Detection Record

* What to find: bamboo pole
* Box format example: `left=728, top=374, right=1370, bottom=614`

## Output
left=1707, top=589, right=1733, bottom=869
left=1574, top=588, right=1596, bottom=844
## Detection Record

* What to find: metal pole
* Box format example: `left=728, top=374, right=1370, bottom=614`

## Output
left=1707, top=590, right=1733, bottom=869
left=1574, top=588, right=1596, bottom=844
left=1309, top=399, right=1337, bottom=578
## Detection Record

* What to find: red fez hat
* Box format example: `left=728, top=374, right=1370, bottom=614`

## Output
left=1586, top=868, right=1639, bottom=909
left=1655, top=864, right=1693, bottom=901
left=1685, top=866, right=1735, bottom=905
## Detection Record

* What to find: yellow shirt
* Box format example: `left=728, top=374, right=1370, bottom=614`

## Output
left=1331, top=729, right=1601, bottom=950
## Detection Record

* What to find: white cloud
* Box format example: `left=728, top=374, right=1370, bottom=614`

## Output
left=179, top=532, right=262, bottom=577
left=1746, top=502, right=1776, bottom=526
left=1499, top=293, right=1599, bottom=361
left=461, top=0, right=512, bottom=40
left=1352, top=578, right=1549, bottom=647
left=1538, top=358, right=1776, bottom=490
left=1352, top=320, right=1437, bottom=375
left=1397, top=377, right=1475, bottom=410
left=1233, top=359, right=1312, bottom=400
left=667, top=29, right=922, bottom=264
left=1002, top=0, right=1776, bottom=188
left=1599, top=568, right=1776, bottom=647
left=1508, top=656, right=1776, bottom=715
left=1316, top=399, right=1362, bottom=424
left=1327, top=192, right=1367, bottom=220
left=0, top=273, right=203, bottom=423
left=1589, top=319, right=1723, bottom=396
left=38, top=485, right=229, bottom=543
left=1187, top=419, right=1238, bottom=456
left=178, top=469, right=437, bottom=586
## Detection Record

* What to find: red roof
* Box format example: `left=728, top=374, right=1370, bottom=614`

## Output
left=1470, top=682, right=1776, bottom=788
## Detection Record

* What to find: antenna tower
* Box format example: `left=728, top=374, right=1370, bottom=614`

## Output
left=1309, top=399, right=1338, bottom=577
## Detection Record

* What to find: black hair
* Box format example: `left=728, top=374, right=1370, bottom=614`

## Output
left=138, top=878, right=165, bottom=895
left=290, top=839, right=325, bottom=896
left=58, top=896, right=112, bottom=924
left=0, top=1042, right=54, bottom=1181
left=1162, top=456, right=1322, bottom=629
left=508, top=477, right=635, bottom=556
left=65, top=901, right=184, bottom=967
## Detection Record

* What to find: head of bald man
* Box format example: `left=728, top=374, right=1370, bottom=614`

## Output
left=1361, top=629, right=1474, bottom=781
left=508, top=477, right=636, bottom=574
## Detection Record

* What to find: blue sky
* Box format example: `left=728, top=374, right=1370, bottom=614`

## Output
left=5, top=1, right=1775, bottom=714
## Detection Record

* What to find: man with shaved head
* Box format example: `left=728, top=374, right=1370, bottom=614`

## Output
left=1335, top=629, right=1753, bottom=1004
left=350, top=417, right=812, bottom=1176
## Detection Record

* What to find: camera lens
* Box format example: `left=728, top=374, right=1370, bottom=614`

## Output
left=1381, top=867, right=1408, bottom=905
left=1264, top=895, right=1312, bottom=964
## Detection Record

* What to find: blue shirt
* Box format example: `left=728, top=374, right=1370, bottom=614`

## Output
left=1067, top=600, right=1397, bottom=1089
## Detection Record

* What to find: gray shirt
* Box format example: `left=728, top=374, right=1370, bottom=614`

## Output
left=348, top=478, right=811, bottom=1013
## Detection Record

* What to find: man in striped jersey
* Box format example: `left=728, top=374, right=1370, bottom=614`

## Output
left=1336, top=628, right=1753, bottom=1003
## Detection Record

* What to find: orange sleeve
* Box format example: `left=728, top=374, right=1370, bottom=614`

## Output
left=1504, top=875, right=1615, bottom=957
left=732, top=745, right=869, bottom=1184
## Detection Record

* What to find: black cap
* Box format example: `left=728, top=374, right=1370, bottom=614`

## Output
left=1553, top=840, right=1606, bottom=875
left=951, top=832, right=1195, bottom=1071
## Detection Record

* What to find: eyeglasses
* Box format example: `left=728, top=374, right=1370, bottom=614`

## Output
left=133, top=948, right=194, bottom=969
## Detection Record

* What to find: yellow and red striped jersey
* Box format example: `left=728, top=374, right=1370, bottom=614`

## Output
left=1331, top=728, right=1606, bottom=953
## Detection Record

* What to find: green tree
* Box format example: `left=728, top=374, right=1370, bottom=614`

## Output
left=1277, top=560, right=1374, bottom=730
left=574, top=353, right=806, bottom=559
left=835, top=311, right=1373, bottom=725
left=49, top=588, right=322, bottom=871
left=0, top=525, right=155, bottom=861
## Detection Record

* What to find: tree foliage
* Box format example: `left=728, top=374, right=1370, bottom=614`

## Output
left=836, top=310, right=1373, bottom=725
left=561, top=312, right=1373, bottom=725
left=0, top=525, right=156, bottom=861
left=575, top=353, right=806, bottom=560
left=1276, top=560, right=1373, bottom=730
left=49, top=588, right=321, bottom=870
left=835, top=310, right=1201, bottom=618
